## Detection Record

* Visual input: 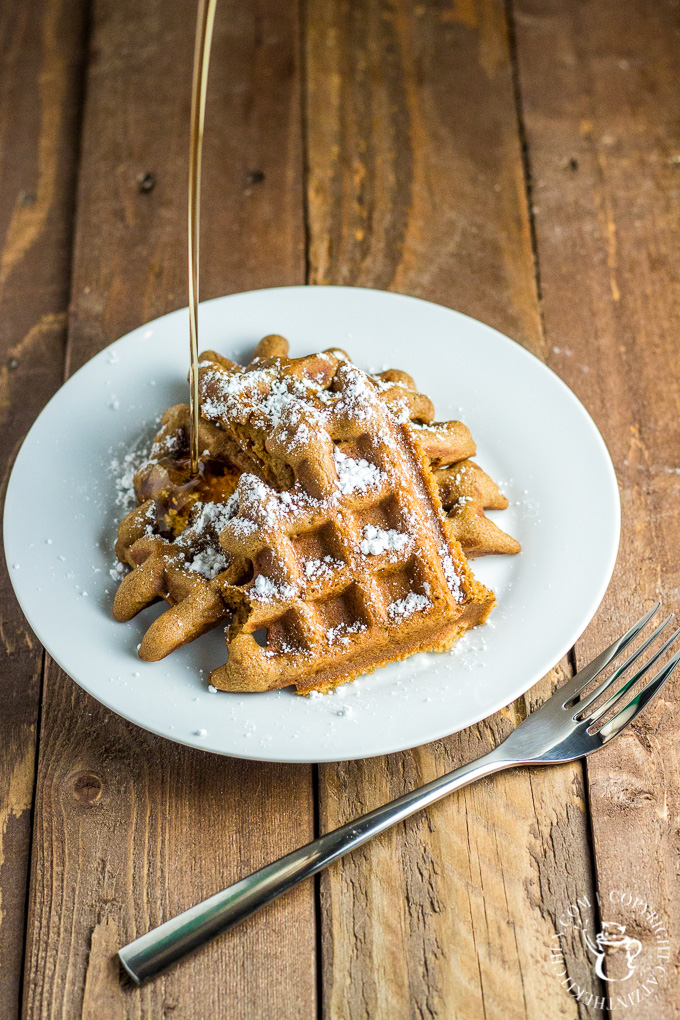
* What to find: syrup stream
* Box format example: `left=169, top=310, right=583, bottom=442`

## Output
left=188, top=0, right=218, bottom=476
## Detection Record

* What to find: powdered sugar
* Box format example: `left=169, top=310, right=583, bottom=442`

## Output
left=151, top=429, right=180, bottom=460
left=440, top=551, right=463, bottom=601
left=409, top=420, right=444, bottom=432
left=334, top=449, right=383, bottom=494
left=110, top=447, right=150, bottom=511
left=108, top=440, right=155, bottom=579
left=182, top=545, right=229, bottom=580
left=293, top=422, right=311, bottom=444
left=175, top=500, right=237, bottom=579
left=387, top=592, right=430, bottom=619
left=251, top=573, right=296, bottom=602
left=233, top=474, right=283, bottom=531
left=326, top=620, right=367, bottom=645
left=179, top=499, right=238, bottom=541
left=221, top=474, right=329, bottom=546
left=253, top=575, right=278, bottom=599
left=304, top=555, right=342, bottom=580
left=259, top=377, right=310, bottom=427
left=109, top=560, right=127, bottom=582
left=387, top=401, right=409, bottom=423
left=200, top=363, right=325, bottom=435
left=366, top=372, right=396, bottom=392
left=334, top=364, right=381, bottom=422
left=360, top=525, right=410, bottom=557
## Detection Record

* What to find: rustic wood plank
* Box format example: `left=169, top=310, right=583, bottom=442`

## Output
left=22, top=2, right=315, bottom=1018
left=305, top=0, right=543, bottom=350
left=305, top=1, right=599, bottom=1016
left=513, top=0, right=680, bottom=1012
left=0, top=2, right=88, bottom=1017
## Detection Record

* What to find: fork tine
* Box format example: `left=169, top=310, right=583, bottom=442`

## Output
left=575, top=614, right=674, bottom=717
left=598, top=646, right=680, bottom=743
left=560, top=602, right=660, bottom=705
left=585, top=624, right=680, bottom=725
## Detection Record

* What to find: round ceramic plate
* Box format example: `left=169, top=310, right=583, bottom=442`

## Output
left=4, top=287, right=619, bottom=762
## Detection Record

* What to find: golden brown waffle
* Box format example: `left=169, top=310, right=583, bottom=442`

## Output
left=198, top=334, right=519, bottom=559
left=113, top=406, right=246, bottom=659
left=359, top=352, right=519, bottom=556
left=434, top=460, right=521, bottom=557
left=112, top=337, right=518, bottom=672
left=199, top=358, right=494, bottom=692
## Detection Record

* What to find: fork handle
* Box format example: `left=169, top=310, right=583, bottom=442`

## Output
left=119, top=747, right=512, bottom=984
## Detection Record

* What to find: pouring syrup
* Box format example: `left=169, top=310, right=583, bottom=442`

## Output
left=188, top=0, right=218, bottom=476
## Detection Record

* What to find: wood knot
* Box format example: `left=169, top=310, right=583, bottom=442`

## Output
left=137, top=171, right=156, bottom=194
left=73, top=772, right=103, bottom=803
left=244, top=169, right=265, bottom=187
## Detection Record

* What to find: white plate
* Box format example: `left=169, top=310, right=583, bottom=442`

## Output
left=4, top=287, right=619, bottom=762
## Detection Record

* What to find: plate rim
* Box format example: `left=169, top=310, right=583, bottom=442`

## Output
left=3, top=285, right=621, bottom=762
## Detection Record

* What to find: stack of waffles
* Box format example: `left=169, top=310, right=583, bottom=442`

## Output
left=113, top=336, right=519, bottom=693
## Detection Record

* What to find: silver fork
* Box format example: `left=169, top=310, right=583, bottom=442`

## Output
left=119, top=604, right=680, bottom=985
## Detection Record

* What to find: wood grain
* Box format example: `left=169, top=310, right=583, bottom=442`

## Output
left=305, top=0, right=542, bottom=350
left=513, top=0, right=680, bottom=1012
left=0, top=3, right=88, bottom=1017
left=22, top=2, right=315, bottom=1018
left=305, top=1, right=600, bottom=1016
left=10, top=0, right=678, bottom=1016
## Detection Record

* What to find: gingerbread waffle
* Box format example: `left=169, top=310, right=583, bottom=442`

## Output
left=434, top=460, right=521, bottom=557
left=198, top=334, right=520, bottom=559
left=111, top=337, right=518, bottom=674
left=113, top=405, right=246, bottom=659
left=201, top=358, right=494, bottom=692
left=360, top=354, right=519, bottom=557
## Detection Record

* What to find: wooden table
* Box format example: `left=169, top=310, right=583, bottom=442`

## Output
left=1, top=1, right=678, bottom=1017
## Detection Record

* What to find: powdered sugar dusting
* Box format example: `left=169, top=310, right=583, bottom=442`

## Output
left=304, top=555, right=342, bottom=580
left=360, top=525, right=410, bottom=557
left=109, top=560, right=127, bottom=582
left=327, top=620, right=367, bottom=645
left=183, top=545, right=229, bottom=579
left=391, top=400, right=412, bottom=424
left=109, top=439, right=154, bottom=580
left=387, top=592, right=430, bottom=619
left=334, top=449, right=383, bottom=494
left=251, top=573, right=296, bottom=602
left=441, top=551, right=463, bottom=601
left=260, top=377, right=313, bottom=428
left=334, top=363, right=384, bottom=423
left=200, top=363, right=327, bottom=437
left=110, top=447, right=150, bottom=511
left=253, top=575, right=278, bottom=599
left=175, top=501, right=237, bottom=579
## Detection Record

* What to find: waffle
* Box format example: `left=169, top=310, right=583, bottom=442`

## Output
left=112, top=337, right=518, bottom=681
left=198, top=335, right=520, bottom=558
left=112, top=406, right=246, bottom=659
left=198, top=356, right=495, bottom=692
left=434, top=460, right=521, bottom=557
